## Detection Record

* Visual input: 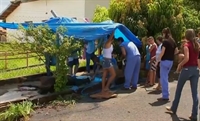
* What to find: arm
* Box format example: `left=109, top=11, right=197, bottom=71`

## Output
left=104, top=31, right=115, bottom=48
left=121, top=46, right=126, bottom=57
left=179, top=46, right=189, bottom=66
left=107, top=31, right=114, bottom=43
left=174, top=47, right=179, bottom=55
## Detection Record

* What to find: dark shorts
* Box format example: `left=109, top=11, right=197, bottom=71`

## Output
left=102, top=58, right=113, bottom=69
left=67, top=58, right=79, bottom=67
left=156, top=62, right=160, bottom=78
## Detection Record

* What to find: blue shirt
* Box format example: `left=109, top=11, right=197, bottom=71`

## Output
left=120, top=41, right=140, bottom=59
left=86, top=41, right=95, bottom=54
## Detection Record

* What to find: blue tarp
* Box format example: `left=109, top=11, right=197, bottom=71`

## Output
left=0, top=17, right=142, bottom=47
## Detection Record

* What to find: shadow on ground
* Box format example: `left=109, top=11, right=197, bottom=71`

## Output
left=149, top=100, right=170, bottom=106
left=165, top=112, right=191, bottom=121
left=147, top=90, right=162, bottom=95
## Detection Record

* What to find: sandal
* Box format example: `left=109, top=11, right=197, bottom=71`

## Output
left=145, top=83, right=154, bottom=87
left=153, top=87, right=162, bottom=91
left=166, top=106, right=175, bottom=114
left=189, top=115, right=197, bottom=121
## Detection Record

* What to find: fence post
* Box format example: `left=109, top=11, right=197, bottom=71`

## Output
left=5, top=52, right=7, bottom=69
left=26, top=52, right=29, bottom=67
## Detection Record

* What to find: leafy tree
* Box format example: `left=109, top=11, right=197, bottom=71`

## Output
left=147, top=0, right=185, bottom=41
left=9, top=25, right=81, bottom=92
left=182, top=7, right=200, bottom=30
left=109, top=0, right=149, bottom=37
left=93, top=5, right=111, bottom=22
left=183, top=0, right=200, bottom=11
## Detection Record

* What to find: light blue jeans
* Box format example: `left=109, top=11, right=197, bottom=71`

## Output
left=160, top=60, right=173, bottom=99
left=171, top=66, right=199, bottom=118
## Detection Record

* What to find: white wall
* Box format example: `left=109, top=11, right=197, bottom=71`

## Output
left=6, top=0, right=85, bottom=23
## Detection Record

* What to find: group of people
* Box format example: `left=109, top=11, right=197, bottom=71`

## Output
left=67, top=27, right=200, bottom=120
left=145, top=28, right=200, bottom=120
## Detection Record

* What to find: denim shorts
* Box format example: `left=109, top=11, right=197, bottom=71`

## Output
left=102, top=58, right=113, bottom=69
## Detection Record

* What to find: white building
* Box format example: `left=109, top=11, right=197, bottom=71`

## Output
left=0, top=0, right=110, bottom=23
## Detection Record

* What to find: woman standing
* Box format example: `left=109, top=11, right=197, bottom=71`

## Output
left=95, top=31, right=117, bottom=98
left=151, top=36, right=163, bottom=90
left=144, top=39, right=151, bottom=86
left=166, top=29, right=199, bottom=121
left=156, top=27, right=178, bottom=101
left=148, top=37, right=157, bottom=86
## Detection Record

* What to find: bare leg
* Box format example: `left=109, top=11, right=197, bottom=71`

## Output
left=148, top=70, right=154, bottom=86
left=104, top=67, right=116, bottom=92
left=101, top=69, right=108, bottom=92
left=155, top=79, right=161, bottom=90
left=152, top=71, right=156, bottom=85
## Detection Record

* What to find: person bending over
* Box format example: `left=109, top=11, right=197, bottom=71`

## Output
left=117, top=37, right=141, bottom=90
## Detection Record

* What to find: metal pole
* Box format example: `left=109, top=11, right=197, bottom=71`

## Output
left=50, top=10, right=58, bottom=18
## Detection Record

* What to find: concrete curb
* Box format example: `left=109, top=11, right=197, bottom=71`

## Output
left=0, top=82, right=103, bottom=112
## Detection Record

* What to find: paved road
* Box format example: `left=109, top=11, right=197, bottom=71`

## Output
left=31, top=81, right=199, bottom=121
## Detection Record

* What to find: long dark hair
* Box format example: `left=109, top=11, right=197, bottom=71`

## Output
left=185, top=29, right=199, bottom=52
left=162, top=27, right=175, bottom=47
left=162, top=27, right=171, bottom=39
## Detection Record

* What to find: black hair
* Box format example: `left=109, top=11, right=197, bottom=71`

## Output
left=117, top=37, right=124, bottom=42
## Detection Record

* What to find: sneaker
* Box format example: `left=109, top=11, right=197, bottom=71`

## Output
left=121, top=87, right=131, bottom=90
left=157, top=97, right=169, bottom=101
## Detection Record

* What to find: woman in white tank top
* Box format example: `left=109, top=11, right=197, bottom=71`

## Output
left=99, top=31, right=117, bottom=98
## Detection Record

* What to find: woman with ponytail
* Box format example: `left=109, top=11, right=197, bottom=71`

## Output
left=166, top=29, right=199, bottom=121
left=156, top=27, right=178, bottom=101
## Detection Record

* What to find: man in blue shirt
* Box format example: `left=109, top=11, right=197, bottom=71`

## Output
left=117, top=37, right=141, bottom=90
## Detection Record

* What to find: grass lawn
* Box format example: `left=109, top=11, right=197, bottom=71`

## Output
left=0, top=59, right=88, bottom=80
left=0, top=43, right=92, bottom=80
